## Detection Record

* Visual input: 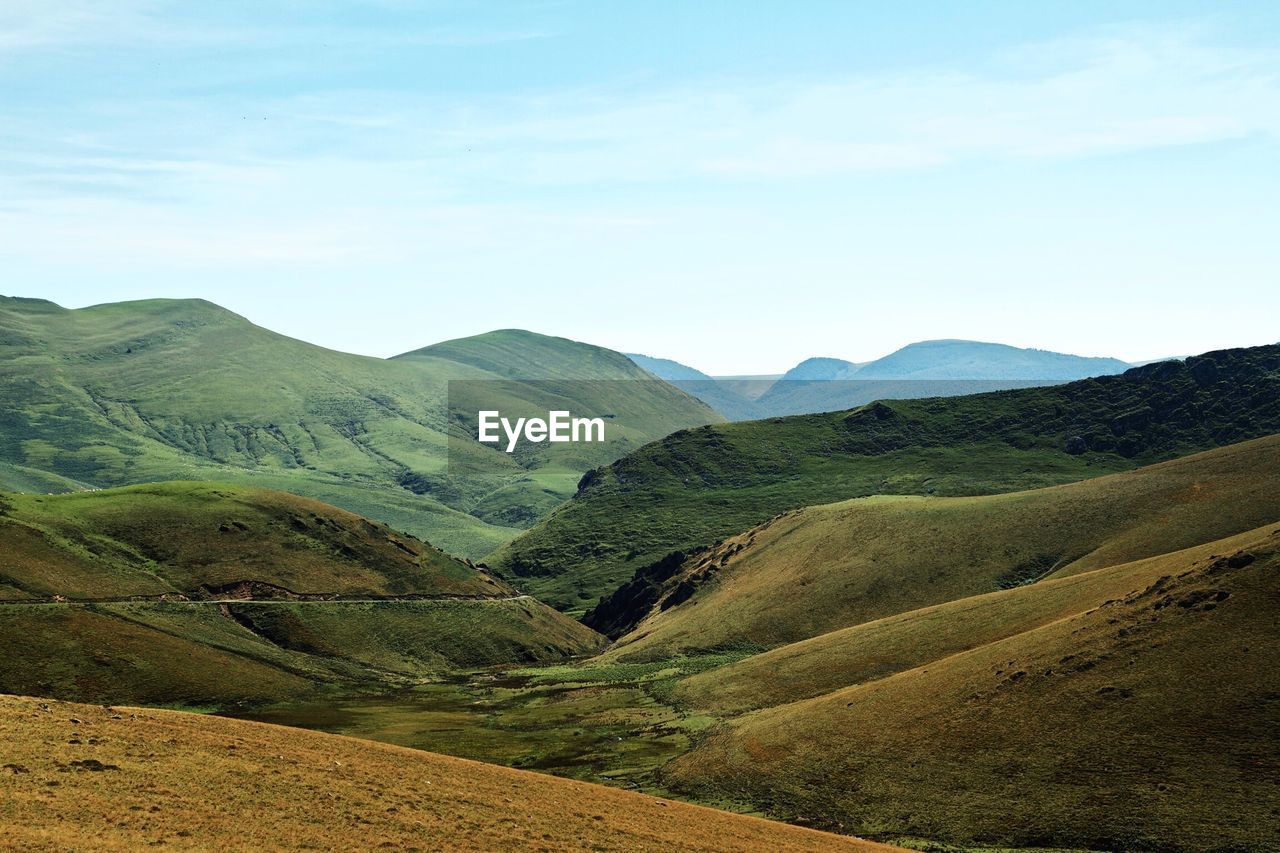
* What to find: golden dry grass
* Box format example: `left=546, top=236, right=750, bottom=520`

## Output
left=675, top=524, right=1276, bottom=714
left=0, top=694, right=893, bottom=852
left=665, top=524, right=1280, bottom=850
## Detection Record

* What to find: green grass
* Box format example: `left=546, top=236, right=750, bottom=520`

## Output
left=0, top=481, right=605, bottom=708
left=0, top=297, right=718, bottom=558
left=492, top=344, right=1280, bottom=612
left=235, top=651, right=750, bottom=791
left=0, top=460, right=91, bottom=494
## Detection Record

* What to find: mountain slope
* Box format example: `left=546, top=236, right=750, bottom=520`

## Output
left=664, top=523, right=1280, bottom=851
left=627, top=352, right=763, bottom=420
left=395, top=330, right=723, bottom=526
left=674, top=523, right=1273, bottom=715
left=590, top=435, right=1280, bottom=655
left=0, top=481, right=503, bottom=601
left=0, top=695, right=887, bottom=852
left=777, top=356, right=862, bottom=382
left=626, top=352, right=715, bottom=382
left=0, top=483, right=603, bottom=707
left=492, top=344, right=1280, bottom=612
left=0, top=297, right=717, bottom=556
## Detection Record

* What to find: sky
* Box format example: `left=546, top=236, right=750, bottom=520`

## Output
left=2, top=1, right=1278, bottom=374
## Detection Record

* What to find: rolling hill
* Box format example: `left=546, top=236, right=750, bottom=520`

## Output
left=0, top=483, right=602, bottom=708
left=589, top=435, right=1280, bottom=655
left=0, top=695, right=888, bottom=852
left=663, top=522, right=1280, bottom=851
left=491, top=343, right=1280, bottom=612
left=0, top=296, right=717, bottom=557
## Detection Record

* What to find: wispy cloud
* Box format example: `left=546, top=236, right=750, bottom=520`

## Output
left=1, top=19, right=1277, bottom=268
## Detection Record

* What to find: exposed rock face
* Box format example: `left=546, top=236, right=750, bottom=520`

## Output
left=582, top=550, right=696, bottom=639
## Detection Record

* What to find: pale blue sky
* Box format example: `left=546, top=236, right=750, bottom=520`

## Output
left=2, top=1, right=1277, bottom=373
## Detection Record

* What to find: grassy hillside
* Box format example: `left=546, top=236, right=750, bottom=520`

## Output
left=664, top=524, right=1280, bottom=851
left=0, top=297, right=717, bottom=557
left=592, top=435, right=1280, bottom=657
left=492, top=344, right=1280, bottom=612
left=627, top=353, right=764, bottom=420
left=0, top=483, right=603, bottom=708
left=0, top=460, right=89, bottom=494
left=674, top=523, right=1272, bottom=715
left=0, top=598, right=603, bottom=709
left=0, top=696, right=887, bottom=852
left=0, top=481, right=504, bottom=600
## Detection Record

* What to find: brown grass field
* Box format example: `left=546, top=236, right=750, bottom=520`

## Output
left=0, top=694, right=893, bottom=852
left=665, top=523, right=1280, bottom=850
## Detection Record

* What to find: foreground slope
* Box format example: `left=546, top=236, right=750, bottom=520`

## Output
left=0, top=297, right=716, bottom=556
left=666, top=525, right=1280, bottom=851
left=592, top=435, right=1280, bottom=656
left=0, top=696, right=888, bottom=852
left=0, top=483, right=602, bottom=707
left=493, top=344, right=1280, bottom=611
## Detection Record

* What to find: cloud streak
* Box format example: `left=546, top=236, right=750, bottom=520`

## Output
left=1, top=19, right=1277, bottom=270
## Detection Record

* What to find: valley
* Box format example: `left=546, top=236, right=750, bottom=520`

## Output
left=2, top=300, right=1277, bottom=851
left=7, top=4, right=1277, bottom=848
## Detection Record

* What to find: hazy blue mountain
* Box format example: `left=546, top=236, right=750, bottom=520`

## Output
left=627, top=353, right=762, bottom=420
left=854, top=339, right=1131, bottom=380
left=626, top=353, right=716, bottom=382
left=777, top=357, right=862, bottom=382
left=753, top=340, right=1132, bottom=418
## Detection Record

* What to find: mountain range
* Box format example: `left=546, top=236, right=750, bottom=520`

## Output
left=631, top=339, right=1135, bottom=419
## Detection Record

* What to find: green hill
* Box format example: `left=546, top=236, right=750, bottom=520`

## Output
left=0, top=483, right=603, bottom=708
left=664, top=522, right=1280, bottom=851
left=491, top=344, right=1280, bottom=612
left=589, top=435, right=1280, bottom=656
left=0, top=296, right=717, bottom=557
